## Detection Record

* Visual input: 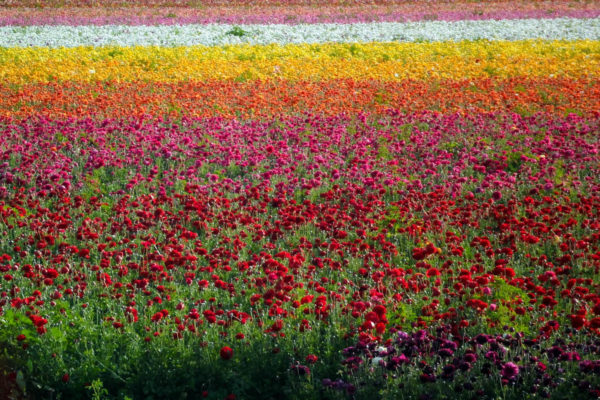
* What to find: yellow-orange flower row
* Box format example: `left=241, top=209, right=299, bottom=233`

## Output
left=1, top=40, right=598, bottom=83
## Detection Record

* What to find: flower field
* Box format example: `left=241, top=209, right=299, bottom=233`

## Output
left=0, top=1, right=600, bottom=399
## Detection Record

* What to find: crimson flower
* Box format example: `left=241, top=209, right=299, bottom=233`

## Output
left=220, top=346, right=233, bottom=360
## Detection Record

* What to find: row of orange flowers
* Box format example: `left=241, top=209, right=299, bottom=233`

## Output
left=2, top=77, right=598, bottom=120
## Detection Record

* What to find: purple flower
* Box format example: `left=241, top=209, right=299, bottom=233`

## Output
left=501, top=362, right=520, bottom=379
left=475, top=334, right=489, bottom=345
left=485, top=351, right=498, bottom=362
left=290, top=364, right=310, bottom=376
left=464, top=353, right=477, bottom=363
left=438, top=348, right=454, bottom=358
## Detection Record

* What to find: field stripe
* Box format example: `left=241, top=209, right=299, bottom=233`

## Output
left=1, top=18, right=599, bottom=47
left=2, top=8, right=599, bottom=26
left=1, top=41, right=598, bottom=84
left=0, top=0, right=592, bottom=6
left=2, top=78, right=598, bottom=119
left=2, top=3, right=599, bottom=26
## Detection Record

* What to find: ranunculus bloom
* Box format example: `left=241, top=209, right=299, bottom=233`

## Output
left=588, top=317, right=600, bottom=329
left=569, top=314, right=586, bottom=330
left=220, top=346, right=233, bottom=360
left=291, top=364, right=310, bottom=376
left=501, top=362, right=519, bottom=379
left=305, top=354, right=318, bottom=364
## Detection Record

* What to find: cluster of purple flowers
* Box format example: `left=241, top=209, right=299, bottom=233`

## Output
left=322, top=326, right=600, bottom=398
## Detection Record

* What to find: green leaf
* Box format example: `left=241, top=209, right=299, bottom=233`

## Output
left=16, top=370, right=26, bottom=392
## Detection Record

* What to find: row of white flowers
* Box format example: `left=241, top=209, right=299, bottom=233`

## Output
left=0, top=17, right=599, bottom=47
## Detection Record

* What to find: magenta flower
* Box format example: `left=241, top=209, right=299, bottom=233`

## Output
left=501, top=362, right=520, bottom=379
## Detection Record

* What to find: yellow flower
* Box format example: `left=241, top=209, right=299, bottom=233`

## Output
left=0, top=40, right=598, bottom=84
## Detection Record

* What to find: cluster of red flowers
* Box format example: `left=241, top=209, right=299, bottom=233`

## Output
left=0, top=111, right=599, bottom=398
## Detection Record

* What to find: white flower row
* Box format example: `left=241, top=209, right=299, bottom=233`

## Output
left=1, top=18, right=599, bottom=48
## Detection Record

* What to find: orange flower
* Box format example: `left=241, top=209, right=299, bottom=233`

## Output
left=1, top=77, right=597, bottom=120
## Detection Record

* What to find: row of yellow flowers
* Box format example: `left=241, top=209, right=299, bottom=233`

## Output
left=1, top=40, right=598, bottom=83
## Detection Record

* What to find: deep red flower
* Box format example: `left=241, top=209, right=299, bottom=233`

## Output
left=569, top=314, right=587, bottom=330
left=220, top=346, right=233, bottom=360
left=588, top=317, right=600, bottom=330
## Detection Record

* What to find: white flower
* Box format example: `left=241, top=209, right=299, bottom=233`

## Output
left=0, top=17, right=598, bottom=48
left=372, top=357, right=384, bottom=366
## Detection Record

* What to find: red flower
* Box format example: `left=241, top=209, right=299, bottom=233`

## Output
left=62, top=373, right=70, bottom=383
left=569, top=314, right=587, bottom=330
left=16, top=334, right=26, bottom=341
left=588, top=317, right=600, bottom=330
left=267, top=319, right=283, bottom=332
left=466, top=299, right=488, bottom=312
left=305, top=354, right=318, bottom=364
left=220, top=346, right=233, bottom=360
left=426, top=268, right=440, bottom=277
left=412, top=248, right=427, bottom=261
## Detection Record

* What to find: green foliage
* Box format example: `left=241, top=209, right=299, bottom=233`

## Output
left=226, top=26, right=249, bottom=38
left=88, top=379, right=109, bottom=400
left=234, top=70, right=255, bottom=82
